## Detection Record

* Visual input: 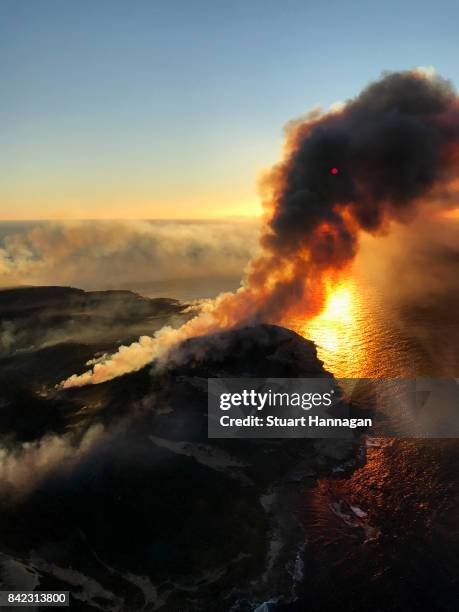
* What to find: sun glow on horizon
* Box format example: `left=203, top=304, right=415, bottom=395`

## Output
left=0, top=196, right=263, bottom=222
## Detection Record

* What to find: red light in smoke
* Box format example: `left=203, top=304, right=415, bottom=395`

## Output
left=331, top=167, right=338, bottom=175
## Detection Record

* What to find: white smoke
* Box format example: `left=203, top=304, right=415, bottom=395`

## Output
left=0, top=425, right=105, bottom=498
left=60, top=294, right=236, bottom=387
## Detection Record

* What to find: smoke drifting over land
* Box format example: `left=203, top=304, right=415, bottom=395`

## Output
left=0, top=425, right=105, bottom=500
left=0, top=220, right=258, bottom=298
left=62, top=69, right=459, bottom=387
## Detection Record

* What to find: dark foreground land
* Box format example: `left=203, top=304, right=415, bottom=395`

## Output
left=0, top=286, right=362, bottom=611
left=0, top=287, right=459, bottom=611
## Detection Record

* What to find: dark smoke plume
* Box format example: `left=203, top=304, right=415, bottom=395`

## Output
left=254, top=69, right=459, bottom=318
left=62, top=70, right=459, bottom=387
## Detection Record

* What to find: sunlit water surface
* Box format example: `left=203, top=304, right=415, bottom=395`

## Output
left=287, top=276, right=459, bottom=609
left=290, top=276, right=426, bottom=378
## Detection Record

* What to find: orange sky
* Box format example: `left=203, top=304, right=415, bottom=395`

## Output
left=0, top=190, right=263, bottom=221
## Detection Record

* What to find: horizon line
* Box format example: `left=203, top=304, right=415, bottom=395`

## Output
left=0, top=215, right=261, bottom=223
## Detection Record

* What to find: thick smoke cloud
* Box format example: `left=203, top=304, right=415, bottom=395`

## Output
left=267, top=70, right=457, bottom=249
left=61, top=70, right=459, bottom=387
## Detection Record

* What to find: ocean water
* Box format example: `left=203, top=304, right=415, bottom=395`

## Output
left=289, top=276, right=459, bottom=610
left=290, top=275, right=459, bottom=378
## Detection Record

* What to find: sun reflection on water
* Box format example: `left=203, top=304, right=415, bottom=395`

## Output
left=290, top=276, right=388, bottom=378
left=289, top=271, right=426, bottom=378
left=305, top=278, right=367, bottom=376
left=308, top=280, right=355, bottom=349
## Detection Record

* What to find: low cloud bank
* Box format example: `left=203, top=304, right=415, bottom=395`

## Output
left=0, top=219, right=259, bottom=293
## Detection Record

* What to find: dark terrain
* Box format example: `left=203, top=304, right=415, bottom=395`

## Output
left=3, top=287, right=458, bottom=611
left=0, top=287, right=362, bottom=611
